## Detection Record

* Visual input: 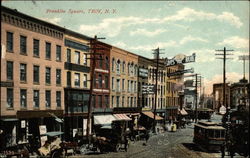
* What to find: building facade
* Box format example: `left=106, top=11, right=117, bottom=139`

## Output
left=1, top=6, right=65, bottom=146
left=63, top=30, right=91, bottom=140
left=109, top=47, right=138, bottom=108
left=212, top=83, right=231, bottom=112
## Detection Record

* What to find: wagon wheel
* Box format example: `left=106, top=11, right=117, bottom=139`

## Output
left=114, top=143, right=121, bottom=152
left=51, top=149, right=62, bottom=158
left=79, top=144, right=89, bottom=155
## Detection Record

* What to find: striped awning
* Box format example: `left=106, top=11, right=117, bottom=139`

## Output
left=142, top=111, right=164, bottom=120
left=113, top=114, right=132, bottom=121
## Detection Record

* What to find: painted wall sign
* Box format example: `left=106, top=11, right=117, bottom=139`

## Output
left=139, top=68, right=148, bottom=78
left=164, top=53, right=196, bottom=67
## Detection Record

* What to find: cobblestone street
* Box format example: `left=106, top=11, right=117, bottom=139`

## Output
left=69, top=123, right=235, bottom=158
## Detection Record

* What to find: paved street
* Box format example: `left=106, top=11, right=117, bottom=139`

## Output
left=69, top=123, right=234, bottom=158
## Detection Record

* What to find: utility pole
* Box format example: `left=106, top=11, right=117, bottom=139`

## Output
left=86, top=35, right=105, bottom=141
left=215, top=47, right=234, bottom=111
left=239, top=55, right=249, bottom=107
left=152, top=47, right=163, bottom=133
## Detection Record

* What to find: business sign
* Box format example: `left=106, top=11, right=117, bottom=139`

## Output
left=167, top=68, right=194, bottom=77
left=139, top=68, right=148, bottom=78
left=164, top=53, right=196, bottom=67
left=142, top=85, right=155, bottom=94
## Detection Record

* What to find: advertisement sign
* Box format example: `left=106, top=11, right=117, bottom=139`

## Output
left=39, top=125, right=47, bottom=146
left=164, top=53, right=196, bottom=67
left=21, top=120, right=26, bottom=128
left=142, top=85, right=155, bottom=94
left=167, top=68, right=194, bottom=77
left=139, top=68, right=148, bottom=78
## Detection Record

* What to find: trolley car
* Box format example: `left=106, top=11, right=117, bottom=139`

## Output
left=193, top=121, right=225, bottom=151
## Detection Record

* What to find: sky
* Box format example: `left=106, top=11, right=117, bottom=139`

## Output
left=2, top=1, right=249, bottom=94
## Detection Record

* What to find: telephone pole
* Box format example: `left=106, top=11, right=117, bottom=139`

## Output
left=152, top=47, right=164, bottom=133
left=239, top=55, right=249, bottom=107
left=215, top=47, right=234, bottom=111
left=86, top=35, right=105, bottom=140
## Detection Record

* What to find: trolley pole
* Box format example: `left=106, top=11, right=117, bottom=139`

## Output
left=195, top=74, right=198, bottom=123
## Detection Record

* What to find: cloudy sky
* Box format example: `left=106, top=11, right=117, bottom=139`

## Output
left=2, top=1, right=249, bottom=94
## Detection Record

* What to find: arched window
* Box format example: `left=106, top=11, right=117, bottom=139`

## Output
left=112, top=58, right=115, bottom=72
left=105, top=56, right=109, bottom=70
left=122, top=61, right=126, bottom=73
left=116, top=60, right=121, bottom=74
left=134, top=65, right=137, bottom=76
left=128, top=62, right=130, bottom=75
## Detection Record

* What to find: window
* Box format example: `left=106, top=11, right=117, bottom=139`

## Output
left=33, top=65, right=39, bottom=83
left=134, top=97, right=136, bottom=107
left=98, top=74, right=102, bottom=88
left=122, top=79, right=125, bottom=91
left=127, top=80, right=130, bottom=92
left=74, top=73, right=80, bottom=87
left=116, top=96, right=120, bottom=107
left=128, top=63, right=130, bottom=75
left=7, top=88, right=13, bottom=108
left=7, top=32, right=13, bottom=52
left=56, top=91, right=61, bottom=107
left=131, top=81, right=133, bottom=93
left=83, top=74, right=88, bottom=88
left=56, top=69, right=61, bottom=85
left=98, top=95, right=102, bottom=108
left=134, top=65, right=137, bottom=76
left=67, top=71, right=71, bottom=87
left=45, top=90, right=51, bottom=108
left=67, top=49, right=71, bottom=62
left=20, top=35, right=27, bottom=54
left=20, top=63, right=27, bottom=82
left=105, top=76, right=108, bottom=89
left=56, top=45, right=61, bottom=61
left=112, top=77, right=115, bottom=90
left=134, top=81, right=137, bottom=92
left=131, top=97, right=133, bottom=107
left=112, top=96, right=115, bottom=107
left=116, top=79, right=120, bottom=92
left=122, top=61, right=125, bottom=73
left=75, top=51, right=80, bottom=64
left=92, top=95, right=96, bottom=107
left=99, top=55, right=103, bottom=68
left=127, top=97, right=130, bottom=107
left=33, top=90, right=39, bottom=108
left=7, top=61, right=13, bottom=80
left=116, top=60, right=121, bottom=74
left=33, top=39, right=39, bottom=57
left=122, top=96, right=125, bottom=107
left=20, top=89, right=27, bottom=108
left=45, top=67, right=51, bottom=84
left=104, top=95, right=109, bottom=108
left=112, top=58, right=115, bottom=71
left=83, top=54, right=87, bottom=65
left=45, top=42, right=51, bottom=59
left=105, top=57, right=109, bottom=70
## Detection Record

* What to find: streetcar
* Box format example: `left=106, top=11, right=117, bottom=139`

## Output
left=193, top=121, right=226, bottom=151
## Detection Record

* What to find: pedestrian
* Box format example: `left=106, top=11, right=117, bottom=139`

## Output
left=221, top=142, right=225, bottom=158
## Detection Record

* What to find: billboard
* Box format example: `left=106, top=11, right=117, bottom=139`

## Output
left=139, top=68, right=148, bottom=78
left=164, top=53, right=196, bottom=67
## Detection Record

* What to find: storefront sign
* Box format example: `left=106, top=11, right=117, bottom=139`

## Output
left=21, top=120, right=26, bottom=128
left=167, top=68, right=194, bottom=77
left=142, top=85, right=155, bottom=94
left=164, top=53, right=196, bottom=67
left=139, top=68, right=148, bottom=78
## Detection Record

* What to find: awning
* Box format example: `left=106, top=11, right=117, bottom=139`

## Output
left=1, top=118, right=18, bottom=121
left=94, top=114, right=117, bottom=125
left=142, top=111, right=163, bottom=120
left=113, top=114, right=132, bottom=121
left=41, top=131, right=64, bottom=137
left=179, top=108, right=188, bottom=115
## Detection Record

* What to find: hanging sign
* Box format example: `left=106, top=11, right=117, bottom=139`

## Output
left=142, top=85, right=155, bottom=94
left=167, top=68, right=194, bottom=77
left=139, top=68, right=148, bottom=78
left=164, top=53, right=196, bottom=67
